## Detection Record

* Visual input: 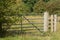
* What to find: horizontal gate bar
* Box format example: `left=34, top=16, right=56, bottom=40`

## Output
left=24, top=18, right=44, bottom=20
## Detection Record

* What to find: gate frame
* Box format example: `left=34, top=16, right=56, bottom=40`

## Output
left=44, top=11, right=57, bottom=32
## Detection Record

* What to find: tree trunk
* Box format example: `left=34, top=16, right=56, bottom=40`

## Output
left=0, top=22, right=3, bottom=37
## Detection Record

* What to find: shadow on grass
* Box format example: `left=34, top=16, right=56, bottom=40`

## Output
left=0, top=30, right=7, bottom=38
left=0, top=30, right=51, bottom=38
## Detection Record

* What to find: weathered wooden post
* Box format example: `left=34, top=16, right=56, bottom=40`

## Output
left=54, top=14, right=57, bottom=32
left=51, top=14, right=57, bottom=32
left=51, top=15, right=54, bottom=32
left=44, top=11, right=49, bottom=32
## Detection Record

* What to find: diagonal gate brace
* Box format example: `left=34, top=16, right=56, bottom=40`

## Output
left=23, top=16, right=42, bottom=33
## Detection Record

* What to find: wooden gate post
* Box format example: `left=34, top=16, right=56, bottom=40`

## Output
left=44, top=11, right=49, bottom=32
left=54, top=14, right=57, bottom=32
left=51, top=14, right=57, bottom=32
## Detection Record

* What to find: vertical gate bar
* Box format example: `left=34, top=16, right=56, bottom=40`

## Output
left=21, top=15, right=23, bottom=34
left=51, top=15, right=54, bottom=32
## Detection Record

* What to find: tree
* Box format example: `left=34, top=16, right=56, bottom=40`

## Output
left=0, top=0, right=15, bottom=37
left=33, top=0, right=46, bottom=13
left=33, top=0, right=60, bottom=15
left=46, top=0, right=60, bottom=14
left=0, top=0, right=30, bottom=37
left=22, top=0, right=39, bottom=12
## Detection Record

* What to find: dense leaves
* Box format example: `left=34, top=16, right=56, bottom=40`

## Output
left=33, top=0, right=60, bottom=14
left=22, top=0, right=39, bottom=12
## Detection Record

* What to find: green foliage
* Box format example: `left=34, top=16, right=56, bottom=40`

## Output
left=0, top=0, right=31, bottom=37
left=22, top=0, right=39, bottom=12
left=33, top=0, right=60, bottom=14
left=33, top=0, right=46, bottom=13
